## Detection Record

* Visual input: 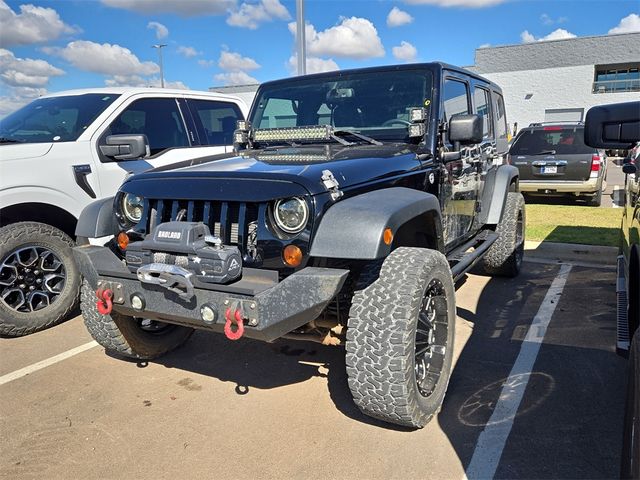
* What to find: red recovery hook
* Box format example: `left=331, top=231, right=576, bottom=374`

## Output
left=95, top=288, right=114, bottom=315
left=224, top=307, right=245, bottom=341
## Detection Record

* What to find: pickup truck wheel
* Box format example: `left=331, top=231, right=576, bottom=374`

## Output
left=480, top=192, right=525, bottom=277
left=621, top=330, right=640, bottom=479
left=346, top=247, right=456, bottom=428
left=0, top=222, right=79, bottom=337
left=80, top=281, right=194, bottom=360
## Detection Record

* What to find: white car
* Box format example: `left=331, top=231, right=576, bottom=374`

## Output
left=0, top=87, right=248, bottom=336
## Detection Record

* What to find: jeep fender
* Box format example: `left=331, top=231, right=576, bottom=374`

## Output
left=309, top=187, right=443, bottom=260
left=478, top=165, right=519, bottom=226
left=75, top=196, right=119, bottom=238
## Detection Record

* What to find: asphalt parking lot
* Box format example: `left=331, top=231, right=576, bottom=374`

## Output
left=0, top=257, right=627, bottom=480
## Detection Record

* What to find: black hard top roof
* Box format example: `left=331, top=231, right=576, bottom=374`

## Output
left=259, top=62, right=502, bottom=93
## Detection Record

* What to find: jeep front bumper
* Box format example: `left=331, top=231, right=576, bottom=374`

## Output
left=73, top=245, right=348, bottom=342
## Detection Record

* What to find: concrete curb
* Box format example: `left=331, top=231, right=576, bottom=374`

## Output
left=524, top=240, right=618, bottom=266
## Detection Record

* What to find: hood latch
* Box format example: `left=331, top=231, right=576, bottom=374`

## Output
left=321, top=169, right=343, bottom=201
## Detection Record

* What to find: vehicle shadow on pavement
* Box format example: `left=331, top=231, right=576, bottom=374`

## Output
left=438, top=263, right=627, bottom=479
left=149, top=326, right=411, bottom=430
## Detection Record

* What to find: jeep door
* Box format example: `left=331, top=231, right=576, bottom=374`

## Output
left=91, top=95, right=245, bottom=196
left=470, top=83, right=497, bottom=213
left=440, top=75, right=481, bottom=246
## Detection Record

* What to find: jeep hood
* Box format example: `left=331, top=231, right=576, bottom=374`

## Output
left=123, top=144, right=425, bottom=198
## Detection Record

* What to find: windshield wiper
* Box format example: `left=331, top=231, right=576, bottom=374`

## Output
left=0, top=137, right=24, bottom=144
left=333, top=130, right=382, bottom=146
left=532, top=149, right=556, bottom=155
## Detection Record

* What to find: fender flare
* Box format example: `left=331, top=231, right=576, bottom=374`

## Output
left=479, top=164, right=519, bottom=226
left=309, top=187, right=442, bottom=260
left=75, top=196, right=118, bottom=238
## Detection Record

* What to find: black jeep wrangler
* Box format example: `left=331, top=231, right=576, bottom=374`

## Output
left=74, top=63, right=524, bottom=428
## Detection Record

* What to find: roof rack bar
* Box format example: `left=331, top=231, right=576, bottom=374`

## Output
left=529, top=121, right=584, bottom=127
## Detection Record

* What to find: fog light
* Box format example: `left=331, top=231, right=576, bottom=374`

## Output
left=201, top=305, right=216, bottom=323
left=283, top=245, right=303, bottom=267
left=131, top=294, right=145, bottom=311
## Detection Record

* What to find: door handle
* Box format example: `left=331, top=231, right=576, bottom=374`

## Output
left=73, top=164, right=96, bottom=198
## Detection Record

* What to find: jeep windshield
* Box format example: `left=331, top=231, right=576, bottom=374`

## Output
left=249, top=69, right=433, bottom=145
left=0, top=93, right=120, bottom=144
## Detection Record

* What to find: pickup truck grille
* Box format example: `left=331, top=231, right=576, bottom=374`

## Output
left=144, top=199, right=260, bottom=254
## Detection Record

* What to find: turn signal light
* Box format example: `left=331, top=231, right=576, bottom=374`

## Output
left=117, top=231, right=130, bottom=250
left=283, top=245, right=303, bottom=267
left=383, top=228, right=394, bottom=245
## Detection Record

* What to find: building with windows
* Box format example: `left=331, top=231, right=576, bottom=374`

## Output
left=469, top=32, right=640, bottom=132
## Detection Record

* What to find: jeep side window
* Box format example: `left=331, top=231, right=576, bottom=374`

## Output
left=187, top=99, right=243, bottom=146
left=473, top=86, right=493, bottom=139
left=443, top=78, right=470, bottom=142
left=493, top=92, right=508, bottom=141
left=105, top=98, right=189, bottom=156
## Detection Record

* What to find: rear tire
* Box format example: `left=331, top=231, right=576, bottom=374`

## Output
left=346, top=247, right=456, bottom=428
left=621, top=331, right=640, bottom=479
left=80, top=281, right=194, bottom=360
left=588, top=188, right=602, bottom=207
left=480, top=192, right=525, bottom=277
left=0, top=222, right=79, bottom=337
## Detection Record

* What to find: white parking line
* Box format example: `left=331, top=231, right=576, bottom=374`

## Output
left=464, top=263, right=572, bottom=480
left=0, top=341, right=98, bottom=387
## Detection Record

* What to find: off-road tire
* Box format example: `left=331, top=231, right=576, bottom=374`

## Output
left=621, top=331, right=640, bottom=479
left=0, top=222, right=79, bottom=337
left=480, top=192, right=525, bottom=277
left=346, top=247, right=456, bottom=428
left=80, top=281, right=194, bottom=360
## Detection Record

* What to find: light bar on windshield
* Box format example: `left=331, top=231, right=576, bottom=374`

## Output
left=252, top=125, right=333, bottom=143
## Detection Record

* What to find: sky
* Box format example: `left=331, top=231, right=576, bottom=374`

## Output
left=0, top=0, right=638, bottom=115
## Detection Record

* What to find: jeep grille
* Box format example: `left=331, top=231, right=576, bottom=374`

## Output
left=144, top=199, right=260, bottom=254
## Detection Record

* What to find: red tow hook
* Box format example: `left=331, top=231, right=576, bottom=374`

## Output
left=95, top=288, right=114, bottom=315
left=224, top=307, right=245, bottom=341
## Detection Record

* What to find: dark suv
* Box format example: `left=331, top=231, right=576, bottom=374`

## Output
left=73, top=63, right=524, bottom=428
left=509, top=122, right=607, bottom=206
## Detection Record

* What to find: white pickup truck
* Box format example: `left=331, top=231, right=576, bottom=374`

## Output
left=0, top=87, right=248, bottom=336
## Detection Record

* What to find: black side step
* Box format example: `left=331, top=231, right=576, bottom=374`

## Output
left=449, top=232, right=499, bottom=281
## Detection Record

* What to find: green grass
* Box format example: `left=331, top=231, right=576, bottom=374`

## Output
left=526, top=204, right=622, bottom=247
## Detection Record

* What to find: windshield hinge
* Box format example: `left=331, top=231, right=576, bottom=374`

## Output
left=321, top=170, right=343, bottom=201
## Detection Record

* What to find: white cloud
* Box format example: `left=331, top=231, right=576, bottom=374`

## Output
left=608, top=13, right=640, bottom=35
left=227, top=0, right=290, bottom=29
left=0, top=0, right=77, bottom=47
left=101, top=0, right=235, bottom=16
left=392, top=41, right=417, bottom=62
left=218, top=50, right=260, bottom=71
left=520, top=28, right=576, bottom=43
left=147, top=21, right=169, bottom=39
left=214, top=71, right=259, bottom=86
left=104, top=74, right=188, bottom=89
left=198, top=59, right=215, bottom=68
left=0, top=48, right=64, bottom=88
left=177, top=46, right=200, bottom=58
left=0, top=86, right=47, bottom=117
left=404, top=0, right=506, bottom=7
left=289, top=17, right=385, bottom=59
left=540, top=13, right=567, bottom=26
left=45, top=40, right=159, bottom=76
left=287, top=55, right=339, bottom=74
left=387, top=7, right=413, bottom=27
left=478, top=43, right=491, bottom=48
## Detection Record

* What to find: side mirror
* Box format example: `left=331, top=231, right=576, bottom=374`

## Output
left=99, top=134, right=149, bottom=161
left=449, top=114, right=483, bottom=145
left=584, top=101, right=640, bottom=149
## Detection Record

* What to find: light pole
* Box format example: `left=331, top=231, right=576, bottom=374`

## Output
left=152, top=44, right=167, bottom=88
left=295, top=0, right=306, bottom=76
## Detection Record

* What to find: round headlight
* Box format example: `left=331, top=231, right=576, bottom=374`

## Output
left=273, top=197, right=308, bottom=234
left=121, top=193, right=144, bottom=223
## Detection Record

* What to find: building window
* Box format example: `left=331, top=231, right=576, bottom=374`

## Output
left=593, top=64, right=640, bottom=93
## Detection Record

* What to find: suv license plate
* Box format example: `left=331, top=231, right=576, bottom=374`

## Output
left=542, top=165, right=557, bottom=174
